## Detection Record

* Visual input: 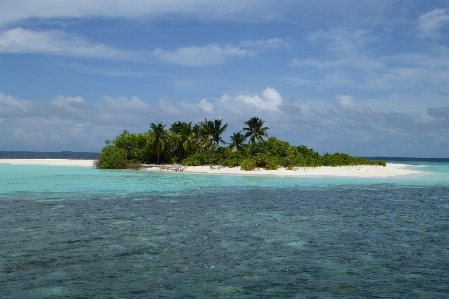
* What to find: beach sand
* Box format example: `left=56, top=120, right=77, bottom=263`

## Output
left=145, top=163, right=421, bottom=177
left=0, top=159, right=422, bottom=177
left=0, top=159, right=95, bottom=167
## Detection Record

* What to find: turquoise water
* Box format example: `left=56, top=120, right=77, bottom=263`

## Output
left=1, top=162, right=449, bottom=298
left=1, top=162, right=448, bottom=196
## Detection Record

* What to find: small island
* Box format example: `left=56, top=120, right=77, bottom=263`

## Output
left=96, top=117, right=386, bottom=170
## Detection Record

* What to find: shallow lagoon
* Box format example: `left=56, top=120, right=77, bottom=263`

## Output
left=1, top=162, right=448, bottom=298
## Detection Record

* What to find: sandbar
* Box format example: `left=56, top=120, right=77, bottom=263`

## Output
left=0, top=159, right=95, bottom=167
left=143, top=163, right=422, bottom=178
left=0, top=159, right=422, bottom=177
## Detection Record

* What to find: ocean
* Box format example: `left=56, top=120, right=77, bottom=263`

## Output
left=0, top=152, right=448, bottom=298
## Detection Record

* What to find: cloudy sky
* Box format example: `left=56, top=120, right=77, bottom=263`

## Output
left=1, top=0, right=448, bottom=157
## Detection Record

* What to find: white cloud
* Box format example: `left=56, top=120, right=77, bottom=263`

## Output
left=50, top=95, right=85, bottom=108
left=219, top=87, right=283, bottom=113
left=290, top=26, right=449, bottom=93
left=0, top=93, right=158, bottom=150
left=158, top=98, right=214, bottom=117
left=0, top=0, right=289, bottom=27
left=417, top=8, right=449, bottom=37
left=0, top=27, right=276, bottom=66
left=290, top=99, right=311, bottom=115
left=1, top=89, right=448, bottom=156
left=278, top=98, right=320, bottom=123
left=13, top=128, right=45, bottom=144
left=179, top=98, right=214, bottom=113
left=0, top=92, right=30, bottom=116
left=0, top=27, right=130, bottom=59
left=92, top=96, right=154, bottom=126
left=158, top=98, right=186, bottom=115
left=101, top=96, right=149, bottom=114
left=198, top=99, right=214, bottom=113
left=0, top=93, right=153, bottom=126
left=152, top=44, right=255, bottom=66
left=0, top=0, right=400, bottom=30
left=335, top=95, right=356, bottom=110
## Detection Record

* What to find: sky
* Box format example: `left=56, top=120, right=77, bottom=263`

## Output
left=1, top=0, right=448, bottom=157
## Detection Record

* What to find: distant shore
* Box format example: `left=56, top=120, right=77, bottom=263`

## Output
left=0, top=159, right=423, bottom=178
left=0, top=159, right=96, bottom=167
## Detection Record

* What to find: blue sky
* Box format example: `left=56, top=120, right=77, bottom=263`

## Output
left=1, top=0, right=448, bottom=157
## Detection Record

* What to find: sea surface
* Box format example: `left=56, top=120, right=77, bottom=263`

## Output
left=1, top=152, right=448, bottom=298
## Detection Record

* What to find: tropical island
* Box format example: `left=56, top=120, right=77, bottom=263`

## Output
left=96, top=117, right=386, bottom=170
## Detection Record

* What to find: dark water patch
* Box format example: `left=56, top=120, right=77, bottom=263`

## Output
left=1, top=186, right=448, bottom=298
left=0, top=151, right=100, bottom=159
left=366, top=156, right=449, bottom=163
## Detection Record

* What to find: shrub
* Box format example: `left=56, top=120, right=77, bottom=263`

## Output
left=181, top=154, right=203, bottom=166
left=239, top=157, right=255, bottom=171
left=253, top=153, right=268, bottom=168
left=97, top=146, right=128, bottom=169
left=238, top=154, right=280, bottom=171
left=222, top=158, right=240, bottom=167
left=265, top=158, right=280, bottom=170
left=371, top=160, right=386, bottom=166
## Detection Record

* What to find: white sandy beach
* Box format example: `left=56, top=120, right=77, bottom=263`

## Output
left=145, top=163, right=421, bottom=177
left=0, top=159, right=96, bottom=167
left=0, top=159, right=422, bottom=177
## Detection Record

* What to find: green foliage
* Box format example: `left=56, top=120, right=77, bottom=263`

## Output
left=181, top=151, right=215, bottom=166
left=169, top=121, right=198, bottom=161
left=194, top=118, right=229, bottom=150
left=110, top=130, right=149, bottom=162
left=222, top=157, right=240, bottom=168
left=377, top=160, right=387, bottom=166
left=238, top=154, right=279, bottom=171
left=319, top=152, right=387, bottom=167
left=97, top=146, right=128, bottom=169
left=241, top=137, right=298, bottom=169
left=229, top=132, right=246, bottom=151
left=98, top=128, right=159, bottom=168
left=253, top=153, right=279, bottom=170
left=210, top=119, right=228, bottom=147
left=243, top=116, right=269, bottom=143
left=182, top=147, right=234, bottom=166
left=149, top=122, right=167, bottom=164
left=239, top=157, right=256, bottom=171
left=97, top=118, right=386, bottom=169
left=246, top=137, right=291, bottom=156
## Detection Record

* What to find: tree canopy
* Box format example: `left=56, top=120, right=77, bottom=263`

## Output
left=149, top=122, right=167, bottom=164
left=96, top=117, right=386, bottom=169
left=243, top=117, right=269, bottom=143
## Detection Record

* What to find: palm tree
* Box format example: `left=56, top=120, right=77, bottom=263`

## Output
left=170, top=121, right=191, bottom=134
left=197, top=119, right=214, bottom=150
left=243, top=117, right=269, bottom=143
left=210, top=119, right=228, bottom=147
left=170, top=121, right=196, bottom=158
left=149, top=122, right=167, bottom=164
left=229, top=132, right=246, bottom=151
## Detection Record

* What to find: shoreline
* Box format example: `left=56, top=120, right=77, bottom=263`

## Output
left=0, top=159, right=96, bottom=167
left=144, top=163, right=421, bottom=178
left=0, top=159, right=423, bottom=178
